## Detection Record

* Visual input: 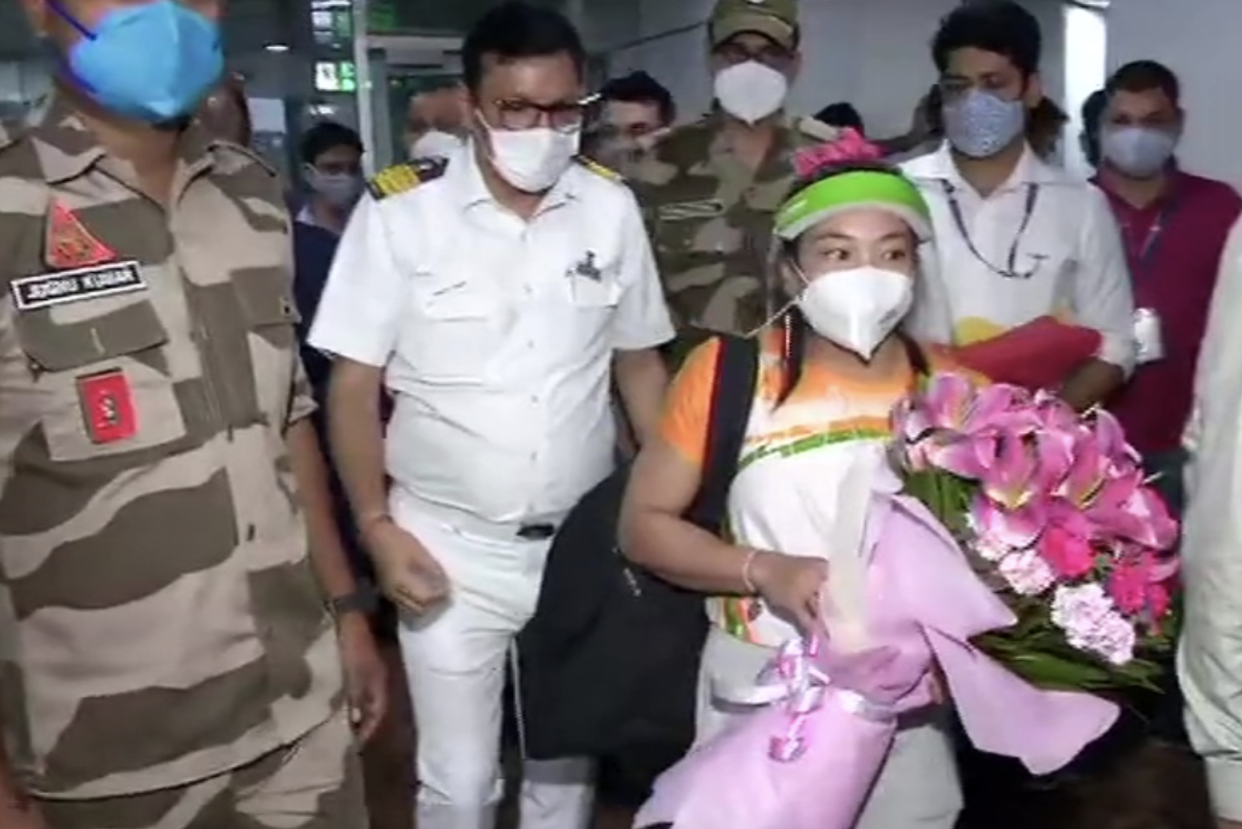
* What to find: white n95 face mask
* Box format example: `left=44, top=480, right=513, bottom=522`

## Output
left=483, top=120, right=580, bottom=193
left=410, top=129, right=463, bottom=159
left=796, top=266, right=914, bottom=359
left=714, top=61, right=788, bottom=125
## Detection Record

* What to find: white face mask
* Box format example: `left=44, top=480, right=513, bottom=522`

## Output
left=795, top=266, right=914, bottom=359
left=714, top=61, right=789, bottom=124
left=307, top=168, right=363, bottom=209
left=410, top=129, right=464, bottom=159
left=482, top=119, right=580, bottom=193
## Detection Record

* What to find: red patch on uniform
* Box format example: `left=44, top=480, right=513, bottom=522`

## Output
left=46, top=202, right=116, bottom=269
left=78, top=371, right=136, bottom=444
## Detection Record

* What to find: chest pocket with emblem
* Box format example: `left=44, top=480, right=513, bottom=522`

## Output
left=12, top=297, right=187, bottom=463
left=551, top=221, right=623, bottom=357
left=232, top=271, right=300, bottom=428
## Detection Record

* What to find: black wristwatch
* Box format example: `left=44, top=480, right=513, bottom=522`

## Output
left=328, top=585, right=378, bottom=618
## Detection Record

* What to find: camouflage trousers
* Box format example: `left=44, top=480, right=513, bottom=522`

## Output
left=39, top=708, right=367, bottom=829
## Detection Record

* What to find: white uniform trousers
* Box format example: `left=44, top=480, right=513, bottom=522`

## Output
left=391, top=488, right=595, bottom=829
left=697, top=626, right=963, bottom=829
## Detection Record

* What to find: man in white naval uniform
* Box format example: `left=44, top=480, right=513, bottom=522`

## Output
left=308, top=3, right=673, bottom=829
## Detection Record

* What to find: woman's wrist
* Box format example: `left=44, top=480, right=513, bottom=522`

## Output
left=741, top=548, right=774, bottom=595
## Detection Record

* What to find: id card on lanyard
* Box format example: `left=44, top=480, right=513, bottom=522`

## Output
left=1123, top=199, right=1177, bottom=364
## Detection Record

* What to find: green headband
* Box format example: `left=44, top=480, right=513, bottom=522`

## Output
left=774, top=170, right=932, bottom=241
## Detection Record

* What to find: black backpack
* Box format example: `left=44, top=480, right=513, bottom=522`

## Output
left=516, top=335, right=759, bottom=769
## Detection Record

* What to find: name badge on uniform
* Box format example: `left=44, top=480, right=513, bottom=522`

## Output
left=78, top=370, right=137, bottom=444
left=1134, top=307, right=1165, bottom=364
left=10, top=260, right=146, bottom=311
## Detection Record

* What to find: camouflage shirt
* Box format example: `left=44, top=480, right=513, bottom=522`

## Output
left=0, top=96, right=342, bottom=799
left=628, top=112, right=836, bottom=357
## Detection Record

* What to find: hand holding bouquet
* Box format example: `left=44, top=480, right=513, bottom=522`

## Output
left=893, top=372, right=1180, bottom=691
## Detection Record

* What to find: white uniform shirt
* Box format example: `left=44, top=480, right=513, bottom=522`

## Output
left=901, top=142, right=1136, bottom=373
left=1180, top=216, right=1242, bottom=821
left=308, top=146, right=674, bottom=523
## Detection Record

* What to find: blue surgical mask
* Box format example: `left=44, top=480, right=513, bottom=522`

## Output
left=51, top=0, right=223, bottom=123
left=942, top=90, right=1026, bottom=159
left=1100, top=126, right=1177, bottom=179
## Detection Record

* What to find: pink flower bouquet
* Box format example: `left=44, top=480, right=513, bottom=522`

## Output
left=892, top=372, right=1180, bottom=690
left=636, top=461, right=1119, bottom=829
left=634, top=373, right=1176, bottom=829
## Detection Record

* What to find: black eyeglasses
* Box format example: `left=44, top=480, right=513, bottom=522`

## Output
left=489, top=97, right=592, bottom=133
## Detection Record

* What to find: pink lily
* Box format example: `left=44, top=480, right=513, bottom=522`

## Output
left=919, top=374, right=1037, bottom=437
left=965, top=433, right=1069, bottom=550
left=976, top=431, right=1072, bottom=509
left=891, top=394, right=933, bottom=446
left=1090, top=479, right=1179, bottom=551
left=1088, top=407, right=1143, bottom=469
left=969, top=491, right=1048, bottom=550
left=1056, top=428, right=1115, bottom=509
left=1031, top=390, right=1080, bottom=433
left=923, top=433, right=989, bottom=479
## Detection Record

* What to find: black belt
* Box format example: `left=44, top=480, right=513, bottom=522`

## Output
left=516, top=523, right=557, bottom=541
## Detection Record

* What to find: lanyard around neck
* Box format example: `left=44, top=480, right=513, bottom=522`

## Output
left=1122, top=197, right=1178, bottom=283
left=940, top=180, right=1041, bottom=279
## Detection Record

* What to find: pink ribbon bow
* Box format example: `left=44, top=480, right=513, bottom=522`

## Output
left=719, top=636, right=896, bottom=763
left=793, top=127, right=885, bottom=178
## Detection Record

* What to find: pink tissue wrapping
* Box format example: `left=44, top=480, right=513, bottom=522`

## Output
left=635, top=470, right=1118, bottom=829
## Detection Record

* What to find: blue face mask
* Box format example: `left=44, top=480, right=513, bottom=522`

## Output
left=51, top=0, right=223, bottom=123
left=942, top=89, right=1026, bottom=159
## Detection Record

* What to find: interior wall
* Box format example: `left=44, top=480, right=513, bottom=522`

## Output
left=594, top=0, right=1074, bottom=144
left=1108, top=0, right=1242, bottom=189
left=601, top=0, right=961, bottom=134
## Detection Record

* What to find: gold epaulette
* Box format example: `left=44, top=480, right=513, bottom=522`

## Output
left=366, top=156, right=448, bottom=200
left=574, top=155, right=624, bottom=183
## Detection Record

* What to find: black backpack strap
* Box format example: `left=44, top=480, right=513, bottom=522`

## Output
left=899, top=333, right=931, bottom=379
left=687, top=335, right=759, bottom=530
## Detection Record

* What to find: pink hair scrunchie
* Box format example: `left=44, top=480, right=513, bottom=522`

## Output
left=793, top=127, right=885, bottom=179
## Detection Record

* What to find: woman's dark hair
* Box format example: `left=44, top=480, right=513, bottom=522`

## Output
left=814, top=102, right=865, bottom=134
left=768, top=161, right=913, bottom=404
left=1028, top=96, right=1068, bottom=157
left=1080, top=88, right=1108, bottom=167
left=931, top=0, right=1042, bottom=78
left=461, top=1, right=586, bottom=93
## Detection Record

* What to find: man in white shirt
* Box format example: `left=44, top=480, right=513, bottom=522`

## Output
left=902, top=0, right=1135, bottom=409
left=1180, top=216, right=1242, bottom=829
left=308, top=4, right=673, bottom=828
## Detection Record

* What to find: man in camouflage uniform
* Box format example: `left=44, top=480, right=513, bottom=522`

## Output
left=0, top=1, right=381, bottom=827
left=628, top=0, right=837, bottom=360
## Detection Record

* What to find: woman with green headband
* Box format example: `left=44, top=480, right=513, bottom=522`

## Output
left=618, top=131, right=963, bottom=828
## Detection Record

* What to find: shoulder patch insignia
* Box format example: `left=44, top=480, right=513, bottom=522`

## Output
left=367, top=157, right=448, bottom=201
left=217, top=140, right=279, bottom=176
left=575, top=155, right=623, bottom=183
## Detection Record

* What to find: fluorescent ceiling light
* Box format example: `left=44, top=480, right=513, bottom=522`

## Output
left=265, top=43, right=290, bottom=52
